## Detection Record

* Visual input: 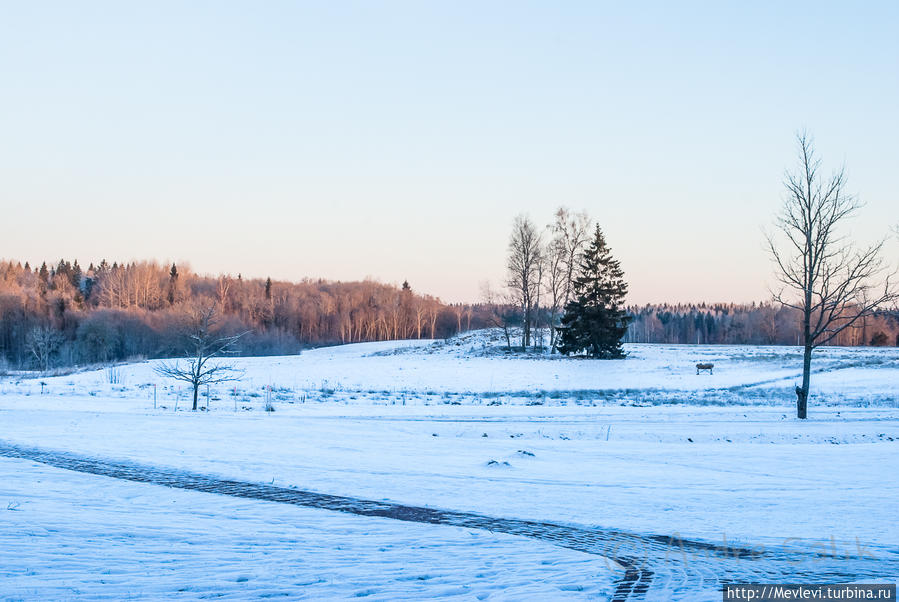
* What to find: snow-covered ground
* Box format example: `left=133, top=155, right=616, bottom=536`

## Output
left=1, top=331, right=897, bottom=600
left=1, top=457, right=613, bottom=600
left=5, top=330, right=897, bottom=407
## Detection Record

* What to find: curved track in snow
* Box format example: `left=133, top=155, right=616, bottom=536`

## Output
left=1, top=441, right=894, bottom=600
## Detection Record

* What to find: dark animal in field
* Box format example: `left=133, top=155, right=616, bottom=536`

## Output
left=696, top=363, right=714, bottom=375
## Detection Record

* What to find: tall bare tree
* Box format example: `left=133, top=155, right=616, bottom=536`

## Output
left=556, top=208, right=592, bottom=308
left=155, top=305, right=248, bottom=411
left=507, top=215, right=543, bottom=349
left=768, top=133, right=897, bottom=419
left=545, top=228, right=567, bottom=352
left=546, top=207, right=592, bottom=352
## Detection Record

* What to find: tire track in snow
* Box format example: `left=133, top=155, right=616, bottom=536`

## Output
left=724, top=358, right=890, bottom=391
left=1, top=441, right=895, bottom=600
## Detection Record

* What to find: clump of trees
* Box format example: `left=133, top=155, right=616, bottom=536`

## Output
left=0, top=260, right=483, bottom=371
left=502, top=208, right=589, bottom=352
left=502, top=208, right=632, bottom=357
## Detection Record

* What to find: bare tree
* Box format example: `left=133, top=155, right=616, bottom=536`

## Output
left=557, top=208, right=592, bottom=307
left=155, top=305, right=248, bottom=411
left=425, top=297, right=440, bottom=339
left=544, top=230, right=566, bottom=351
left=533, top=251, right=547, bottom=348
left=506, top=214, right=543, bottom=349
left=768, top=133, right=897, bottom=419
left=546, top=207, right=592, bottom=352
left=451, top=303, right=464, bottom=335
left=480, top=280, right=517, bottom=351
left=217, top=275, right=232, bottom=311
left=26, top=326, right=62, bottom=372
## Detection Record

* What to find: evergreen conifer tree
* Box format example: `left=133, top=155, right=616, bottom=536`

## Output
left=38, top=262, right=49, bottom=293
left=167, top=264, right=179, bottom=305
left=557, top=226, right=632, bottom=358
left=71, top=260, right=82, bottom=290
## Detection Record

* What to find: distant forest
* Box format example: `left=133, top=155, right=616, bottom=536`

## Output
left=0, top=259, right=478, bottom=370
left=1, top=259, right=896, bottom=371
left=625, top=303, right=898, bottom=347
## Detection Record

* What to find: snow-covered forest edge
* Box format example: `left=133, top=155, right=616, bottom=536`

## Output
left=2, top=259, right=897, bottom=373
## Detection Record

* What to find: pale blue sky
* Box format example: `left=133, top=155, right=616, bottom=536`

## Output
left=2, top=1, right=896, bottom=303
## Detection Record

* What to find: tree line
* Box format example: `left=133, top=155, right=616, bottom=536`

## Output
left=624, top=302, right=898, bottom=347
left=0, top=260, right=481, bottom=371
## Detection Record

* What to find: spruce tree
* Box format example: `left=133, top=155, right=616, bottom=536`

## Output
left=38, top=262, right=49, bottom=294
left=167, top=264, right=179, bottom=305
left=71, top=260, right=82, bottom=290
left=557, top=225, right=632, bottom=359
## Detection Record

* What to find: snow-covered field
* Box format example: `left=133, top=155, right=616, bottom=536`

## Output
left=6, top=330, right=897, bottom=408
left=1, top=331, right=897, bottom=600
left=1, top=457, right=613, bottom=600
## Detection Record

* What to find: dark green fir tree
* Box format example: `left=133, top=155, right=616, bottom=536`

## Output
left=71, top=260, right=82, bottom=289
left=167, top=263, right=179, bottom=305
left=37, top=262, right=50, bottom=295
left=557, top=225, right=632, bottom=359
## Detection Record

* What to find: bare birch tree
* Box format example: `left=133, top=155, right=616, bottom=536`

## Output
left=545, top=229, right=567, bottom=352
left=507, top=215, right=543, bottom=350
left=155, top=305, right=248, bottom=411
left=217, top=276, right=232, bottom=311
left=546, top=207, right=592, bottom=352
left=767, top=132, right=897, bottom=419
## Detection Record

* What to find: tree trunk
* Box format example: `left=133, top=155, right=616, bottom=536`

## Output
left=549, top=319, right=556, bottom=352
left=192, top=384, right=199, bottom=411
left=524, top=303, right=531, bottom=350
left=797, top=276, right=813, bottom=419
left=797, top=344, right=812, bottom=419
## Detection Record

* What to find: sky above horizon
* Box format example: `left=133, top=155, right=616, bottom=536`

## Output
left=2, top=1, right=897, bottom=304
